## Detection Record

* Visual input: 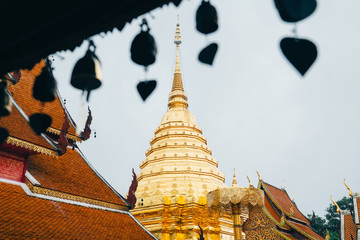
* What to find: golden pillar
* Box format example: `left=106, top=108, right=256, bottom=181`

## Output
left=232, top=203, right=242, bottom=240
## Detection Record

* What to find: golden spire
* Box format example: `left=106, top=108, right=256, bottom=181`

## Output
left=282, top=180, right=286, bottom=190
left=168, top=18, right=188, bottom=109
left=232, top=169, right=238, bottom=187
left=289, top=194, right=295, bottom=216
left=246, top=175, right=254, bottom=188
left=325, top=230, right=330, bottom=240
left=256, top=170, right=262, bottom=181
left=330, top=195, right=341, bottom=213
left=344, top=179, right=353, bottom=197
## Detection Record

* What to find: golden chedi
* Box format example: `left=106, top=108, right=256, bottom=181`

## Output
left=131, top=22, right=235, bottom=240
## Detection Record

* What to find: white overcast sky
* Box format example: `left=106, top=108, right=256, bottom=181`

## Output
left=52, top=0, right=360, bottom=217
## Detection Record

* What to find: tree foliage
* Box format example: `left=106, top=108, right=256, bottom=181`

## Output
left=308, top=196, right=353, bottom=240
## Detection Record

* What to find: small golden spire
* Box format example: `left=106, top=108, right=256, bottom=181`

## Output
left=256, top=170, right=262, bottom=181
left=330, top=195, right=341, bottom=213
left=282, top=180, right=286, bottom=190
left=232, top=169, right=238, bottom=187
left=246, top=175, right=254, bottom=188
left=325, top=229, right=330, bottom=240
left=344, top=179, right=353, bottom=197
left=168, top=18, right=188, bottom=109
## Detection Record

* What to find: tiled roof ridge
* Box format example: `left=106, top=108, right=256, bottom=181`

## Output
left=0, top=177, right=125, bottom=212
left=286, top=219, right=324, bottom=240
left=26, top=181, right=128, bottom=210
left=51, top=89, right=82, bottom=141
left=5, top=91, right=60, bottom=155
left=260, top=181, right=310, bottom=225
left=0, top=177, right=158, bottom=239
left=75, top=148, right=131, bottom=208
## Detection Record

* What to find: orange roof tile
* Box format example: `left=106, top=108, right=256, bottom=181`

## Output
left=344, top=214, right=357, bottom=240
left=262, top=182, right=309, bottom=223
left=0, top=104, right=55, bottom=152
left=8, top=60, right=79, bottom=138
left=0, top=181, right=155, bottom=240
left=27, top=149, right=127, bottom=206
left=290, top=221, right=325, bottom=240
left=264, top=194, right=281, bottom=223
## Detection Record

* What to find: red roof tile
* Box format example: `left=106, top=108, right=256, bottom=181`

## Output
left=344, top=214, right=357, bottom=240
left=290, top=221, right=325, bottom=240
left=0, top=103, right=55, bottom=151
left=264, top=194, right=281, bottom=223
left=0, top=181, right=155, bottom=240
left=27, top=149, right=128, bottom=206
left=8, top=60, right=78, bottom=137
left=262, top=182, right=309, bottom=223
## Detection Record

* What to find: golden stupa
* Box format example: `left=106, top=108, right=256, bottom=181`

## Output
left=131, top=22, right=235, bottom=240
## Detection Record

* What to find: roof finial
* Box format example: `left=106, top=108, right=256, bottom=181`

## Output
left=232, top=169, right=238, bottom=187
left=325, top=230, right=330, bottom=240
left=256, top=170, right=262, bottom=181
left=344, top=179, right=353, bottom=197
left=246, top=175, right=254, bottom=188
left=330, top=195, right=341, bottom=213
left=168, top=18, right=188, bottom=109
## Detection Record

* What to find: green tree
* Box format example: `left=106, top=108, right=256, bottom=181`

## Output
left=308, top=211, right=326, bottom=237
left=308, top=196, right=353, bottom=240
left=325, top=196, right=353, bottom=240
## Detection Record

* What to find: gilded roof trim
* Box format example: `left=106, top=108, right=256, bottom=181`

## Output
left=27, top=183, right=128, bottom=211
left=6, top=137, right=58, bottom=157
left=46, top=127, right=82, bottom=142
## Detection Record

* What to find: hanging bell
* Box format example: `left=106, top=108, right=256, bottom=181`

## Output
left=196, top=0, right=218, bottom=35
left=71, top=40, right=102, bottom=101
left=0, top=81, right=12, bottom=117
left=274, top=0, right=317, bottom=23
left=130, top=19, right=157, bottom=67
left=33, top=59, right=57, bottom=102
left=29, top=113, right=52, bottom=135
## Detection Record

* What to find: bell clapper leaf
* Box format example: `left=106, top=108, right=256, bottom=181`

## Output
left=137, top=80, right=157, bottom=101
left=280, top=37, right=317, bottom=76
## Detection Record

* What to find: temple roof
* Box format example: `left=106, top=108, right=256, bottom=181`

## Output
left=0, top=57, right=157, bottom=238
left=8, top=60, right=80, bottom=141
left=27, top=148, right=128, bottom=207
left=0, top=181, right=155, bottom=240
left=260, top=181, right=309, bottom=223
left=0, top=0, right=183, bottom=75
left=258, top=180, right=324, bottom=240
